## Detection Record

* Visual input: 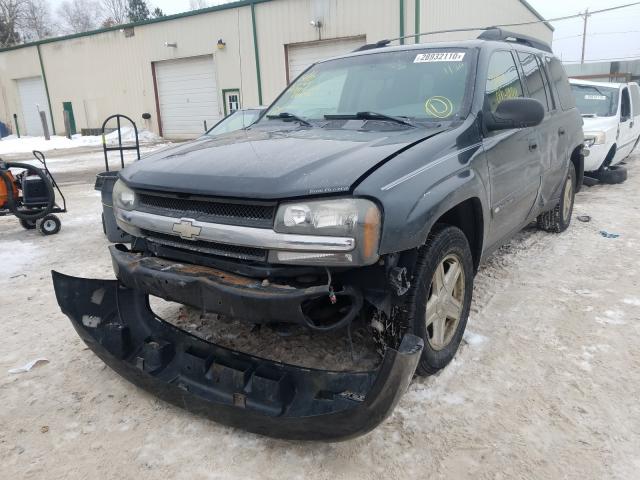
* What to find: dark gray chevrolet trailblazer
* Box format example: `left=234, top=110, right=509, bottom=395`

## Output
left=53, top=29, right=585, bottom=441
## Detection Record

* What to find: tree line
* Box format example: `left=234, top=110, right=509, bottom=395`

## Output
left=0, top=0, right=167, bottom=47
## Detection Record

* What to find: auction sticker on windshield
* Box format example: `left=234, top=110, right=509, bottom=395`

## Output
left=414, top=52, right=465, bottom=63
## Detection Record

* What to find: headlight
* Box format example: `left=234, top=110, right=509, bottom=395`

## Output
left=271, top=198, right=381, bottom=266
left=112, top=179, right=137, bottom=211
left=584, top=131, right=606, bottom=147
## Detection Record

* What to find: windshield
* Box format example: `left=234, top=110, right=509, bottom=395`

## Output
left=264, top=48, right=474, bottom=124
left=571, top=84, right=619, bottom=117
left=206, top=109, right=262, bottom=136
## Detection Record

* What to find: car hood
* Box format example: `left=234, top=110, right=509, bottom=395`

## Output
left=582, top=116, right=618, bottom=133
left=121, top=124, right=449, bottom=199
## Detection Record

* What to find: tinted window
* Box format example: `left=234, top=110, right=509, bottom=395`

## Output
left=517, top=51, right=549, bottom=110
left=621, top=88, right=631, bottom=120
left=570, top=83, right=619, bottom=117
left=629, top=84, right=640, bottom=116
left=546, top=57, right=575, bottom=110
left=485, top=51, right=524, bottom=113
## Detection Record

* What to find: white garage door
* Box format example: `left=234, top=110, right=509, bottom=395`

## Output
left=17, top=76, right=52, bottom=136
left=287, top=36, right=366, bottom=82
left=155, top=55, right=220, bottom=139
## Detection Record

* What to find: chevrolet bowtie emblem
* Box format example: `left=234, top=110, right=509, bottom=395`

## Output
left=172, top=218, right=202, bottom=240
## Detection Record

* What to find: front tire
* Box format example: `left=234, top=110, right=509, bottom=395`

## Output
left=403, top=225, right=474, bottom=377
left=537, top=162, right=576, bottom=233
left=36, top=214, right=61, bottom=235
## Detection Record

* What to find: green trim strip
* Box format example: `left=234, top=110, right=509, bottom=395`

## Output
left=36, top=44, right=56, bottom=135
left=414, top=0, right=420, bottom=44
left=399, top=0, right=405, bottom=45
left=0, top=0, right=273, bottom=53
left=251, top=3, right=263, bottom=106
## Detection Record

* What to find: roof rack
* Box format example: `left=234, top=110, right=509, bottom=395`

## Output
left=477, top=27, right=552, bottom=53
left=353, top=40, right=392, bottom=52
left=351, top=26, right=553, bottom=53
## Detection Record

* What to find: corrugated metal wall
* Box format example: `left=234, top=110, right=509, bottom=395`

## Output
left=0, top=0, right=553, bottom=138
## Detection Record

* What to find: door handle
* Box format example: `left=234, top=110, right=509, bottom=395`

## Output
left=558, top=127, right=566, bottom=135
left=630, top=121, right=634, bottom=128
left=529, top=143, right=538, bottom=152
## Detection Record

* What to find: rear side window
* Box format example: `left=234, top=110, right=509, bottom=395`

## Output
left=517, top=51, right=550, bottom=110
left=545, top=57, right=575, bottom=111
left=485, top=51, right=524, bottom=113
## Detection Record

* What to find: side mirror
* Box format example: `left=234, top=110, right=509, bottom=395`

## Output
left=485, top=98, right=545, bottom=131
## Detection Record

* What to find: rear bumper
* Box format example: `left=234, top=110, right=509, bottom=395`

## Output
left=109, top=245, right=363, bottom=330
left=52, top=271, right=423, bottom=441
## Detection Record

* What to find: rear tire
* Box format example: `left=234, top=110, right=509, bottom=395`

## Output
left=36, top=214, right=61, bottom=235
left=590, top=165, right=627, bottom=185
left=537, top=162, right=575, bottom=233
left=402, top=225, right=474, bottom=377
left=19, top=218, right=37, bottom=230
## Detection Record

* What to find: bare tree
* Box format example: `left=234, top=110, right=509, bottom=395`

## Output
left=101, top=0, right=126, bottom=25
left=0, top=0, right=24, bottom=46
left=189, top=0, right=209, bottom=10
left=21, top=0, right=54, bottom=41
left=57, top=0, right=102, bottom=34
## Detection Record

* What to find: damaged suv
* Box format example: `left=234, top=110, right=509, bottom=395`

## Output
left=53, top=29, right=584, bottom=441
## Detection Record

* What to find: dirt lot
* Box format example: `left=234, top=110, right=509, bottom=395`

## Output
left=1, top=147, right=639, bottom=479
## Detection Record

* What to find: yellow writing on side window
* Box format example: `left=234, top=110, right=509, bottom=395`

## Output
left=495, top=86, right=520, bottom=103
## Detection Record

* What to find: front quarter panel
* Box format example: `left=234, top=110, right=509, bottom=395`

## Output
left=355, top=118, right=490, bottom=254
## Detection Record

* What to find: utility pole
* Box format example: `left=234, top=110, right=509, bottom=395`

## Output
left=580, top=8, right=590, bottom=64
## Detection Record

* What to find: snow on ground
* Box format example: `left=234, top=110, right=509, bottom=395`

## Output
left=1, top=148, right=640, bottom=479
left=0, top=127, right=161, bottom=155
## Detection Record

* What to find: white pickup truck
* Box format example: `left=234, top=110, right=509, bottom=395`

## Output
left=570, top=79, right=640, bottom=183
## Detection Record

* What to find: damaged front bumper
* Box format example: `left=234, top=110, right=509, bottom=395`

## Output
left=52, top=271, right=423, bottom=441
left=110, top=245, right=363, bottom=331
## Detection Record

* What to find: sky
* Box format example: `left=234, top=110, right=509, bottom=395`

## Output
left=47, top=0, right=640, bottom=63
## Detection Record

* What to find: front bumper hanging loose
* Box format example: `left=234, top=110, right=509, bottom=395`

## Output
left=52, top=271, right=423, bottom=441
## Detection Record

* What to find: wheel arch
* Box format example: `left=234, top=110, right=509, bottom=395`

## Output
left=430, top=198, right=484, bottom=272
left=570, top=144, right=586, bottom=192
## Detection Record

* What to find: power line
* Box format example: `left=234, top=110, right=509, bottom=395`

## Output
left=563, top=54, right=640, bottom=63
left=555, top=30, right=640, bottom=41
left=387, top=1, right=640, bottom=44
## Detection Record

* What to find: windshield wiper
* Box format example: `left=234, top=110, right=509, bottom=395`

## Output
left=324, top=112, right=416, bottom=127
left=266, top=112, right=312, bottom=127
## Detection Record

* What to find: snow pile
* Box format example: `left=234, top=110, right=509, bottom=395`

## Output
left=0, top=127, right=162, bottom=155
left=0, top=240, right=40, bottom=277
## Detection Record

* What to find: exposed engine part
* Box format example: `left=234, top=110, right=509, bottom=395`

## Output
left=389, top=266, right=411, bottom=296
left=370, top=306, right=407, bottom=357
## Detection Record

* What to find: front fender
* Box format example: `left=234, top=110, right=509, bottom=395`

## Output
left=406, top=168, right=488, bottom=251
left=363, top=147, right=488, bottom=255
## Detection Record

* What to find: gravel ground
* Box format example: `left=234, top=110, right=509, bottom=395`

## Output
left=1, top=148, right=639, bottom=479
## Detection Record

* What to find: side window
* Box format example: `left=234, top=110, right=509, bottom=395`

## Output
left=537, top=55, right=556, bottom=110
left=517, top=51, right=550, bottom=111
left=485, top=51, right=524, bottom=113
left=546, top=56, right=575, bottom=111
left=621, top=88, right=631, bottom=120
left=630, top=84, right=640, bottom=116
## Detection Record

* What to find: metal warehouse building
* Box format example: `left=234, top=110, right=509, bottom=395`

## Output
left=0, top=0, right=552, bottom=140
